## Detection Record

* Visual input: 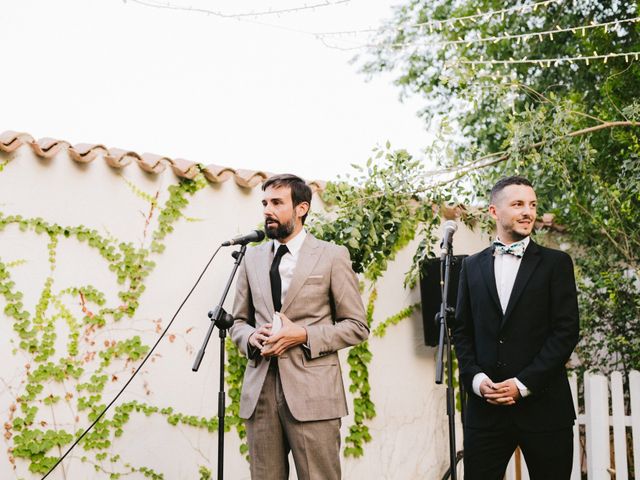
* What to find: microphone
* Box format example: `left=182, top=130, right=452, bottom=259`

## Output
left=440, top=220, right=458, bottom=258
left=221, top=230, right=265, bottom=247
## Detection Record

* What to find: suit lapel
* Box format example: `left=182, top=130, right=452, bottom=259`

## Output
left=479, top=247, right=502, bottom=314
left=281, top=234, right=322, bottom=314
left=501, top=241, right=542, bottom=328
left=256, top=241, right=276, bottom=315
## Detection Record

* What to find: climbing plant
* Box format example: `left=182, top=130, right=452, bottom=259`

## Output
left=0, top=165, right=227, bottom=478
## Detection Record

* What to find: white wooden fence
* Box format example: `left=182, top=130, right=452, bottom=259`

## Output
left=504, top=370, right=640, bottom=480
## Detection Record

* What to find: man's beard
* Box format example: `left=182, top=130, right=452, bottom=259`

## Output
left=502, top=217, right=533, bottom=241
left=265, top=217, right=295, bottom=240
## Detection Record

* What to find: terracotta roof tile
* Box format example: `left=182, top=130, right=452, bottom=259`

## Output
left=31, top=137, right=70, bottom=158
left=201, top=164, right=236, bottom=183
left=137, top=153, right=170, bottom=174
left=170, top=158, right=200, bottom=180
left=104, top=148, right=139, bottom=168
left=536, top=213, right=566, bottom=232
left=234, top=169, right=270, bottom=189
left=0, top=130, right=323, bottom=193
left=0, top=131, right=33, bottom=153
left=68, top=143, right=108, bottom=163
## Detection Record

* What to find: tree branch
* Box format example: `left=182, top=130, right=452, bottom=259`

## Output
left=424, top=120, right=640, bottom=188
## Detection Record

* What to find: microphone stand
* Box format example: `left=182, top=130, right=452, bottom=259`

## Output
left=435, top=240, right=459, bottom=480
left=192, top=244, right=247, bottom=480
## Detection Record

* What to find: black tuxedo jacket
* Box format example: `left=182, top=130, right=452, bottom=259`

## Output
left=453, top=240, right=580, bottom=432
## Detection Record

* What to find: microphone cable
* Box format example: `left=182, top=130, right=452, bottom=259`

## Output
left=41, top=245, right=223, bottom=479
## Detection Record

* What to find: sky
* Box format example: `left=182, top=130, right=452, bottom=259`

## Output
left=3, top=0, right=433, bottom=181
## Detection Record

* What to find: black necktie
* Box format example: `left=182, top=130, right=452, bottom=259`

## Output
left=270, top=244, right=289, bottom=312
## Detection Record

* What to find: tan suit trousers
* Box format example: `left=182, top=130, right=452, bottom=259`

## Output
left=245, top=360, right=341, bottom=480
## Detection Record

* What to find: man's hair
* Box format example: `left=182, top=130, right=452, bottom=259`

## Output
left=490, top=176, right=534, bottom=204
left=262, top=174, right=312, bottom=224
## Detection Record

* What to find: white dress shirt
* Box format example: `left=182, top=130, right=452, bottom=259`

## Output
left=273, top=228, right=311, bottom=352
left=273, top=228, right=307, bottom=304
left=472, top=236, right=531, bottom=398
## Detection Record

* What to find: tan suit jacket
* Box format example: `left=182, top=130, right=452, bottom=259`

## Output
left=230, top=233, right=368, bottom=422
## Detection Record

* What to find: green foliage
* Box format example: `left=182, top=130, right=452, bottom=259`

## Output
left=151, top=172, right=208, bottom=253
left=98, top=337, right=150, bottom=367
left=0, top=174, right=210, bottom=477
left=12, top=428, right=73, bottom=474
left=343, top=290, right=376, bottom=457
left=123, top=177, right=159, bottom=206
left=362, top=0, right=639, bottom=150
left=313, top=146, right=450, bottom=286
left=199, top=465, right=212, bottom=480
left=372, top=303, right=420, bottom=338
left=362, top=0, right=640, bottom=376
left=575, top=263, right=640, bottom=375
left=313, top=147, right=426, bottom=280
left=225, top=337, right=249, bottom=456
left=343, top=294, right=424, bottom=456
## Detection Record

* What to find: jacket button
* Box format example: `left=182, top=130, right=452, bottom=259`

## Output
left=499, top=339, right=505, bottom=344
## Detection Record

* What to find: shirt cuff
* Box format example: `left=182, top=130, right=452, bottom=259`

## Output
left=301, top=327, right=311, bottom=358
left=247, top=333, right=260, bottom=359
left=514, top=378, right=530, bottom=397
left=472, top=373, right=489, bottom=397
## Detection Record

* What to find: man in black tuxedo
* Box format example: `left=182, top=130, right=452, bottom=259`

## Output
left=453, top=176, right=580, bottom=479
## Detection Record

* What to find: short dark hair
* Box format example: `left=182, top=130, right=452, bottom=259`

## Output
left=490, top=176, right=534, bottom=204
left=262, top=174, right=312, bottom=224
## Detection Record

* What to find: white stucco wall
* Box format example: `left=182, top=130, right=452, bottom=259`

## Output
left=0, top=144, right=488, bottom=479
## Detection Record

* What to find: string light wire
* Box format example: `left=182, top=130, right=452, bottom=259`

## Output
left=456, top=51, right=640, bottom=67
left=319, top=17, right=640, bottom=52
left=314, top=0, right=564, bottom=36
left=127, top=0, right=350, bottom=19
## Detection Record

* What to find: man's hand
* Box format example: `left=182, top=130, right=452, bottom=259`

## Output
left=261, top=313, right=307, bottom=357
left=482, top=378, right=520, bottom=406
left=249, top=323, right=272, bottom=350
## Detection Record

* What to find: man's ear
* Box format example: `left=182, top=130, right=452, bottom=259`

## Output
left=295, top=202, right=310, bottom=220
left=488, top=204, right=498, bottom=220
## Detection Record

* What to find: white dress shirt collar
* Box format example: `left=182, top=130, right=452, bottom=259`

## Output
left=493, top=235, right=530, bottom=314
left=274, top=228, right=307, bottom=258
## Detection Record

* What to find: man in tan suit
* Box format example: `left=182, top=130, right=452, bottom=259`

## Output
left=230, top=174, right=369, bottom=480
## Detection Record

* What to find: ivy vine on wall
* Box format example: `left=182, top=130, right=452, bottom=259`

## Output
left=0, top=165, right=221, bottom=478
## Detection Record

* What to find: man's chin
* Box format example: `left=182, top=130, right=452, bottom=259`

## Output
left=265, top=226, right=289, bottom=240
left=513, top=229, right=532, bottom=240
left=265, top=229, right=278, bottom=240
